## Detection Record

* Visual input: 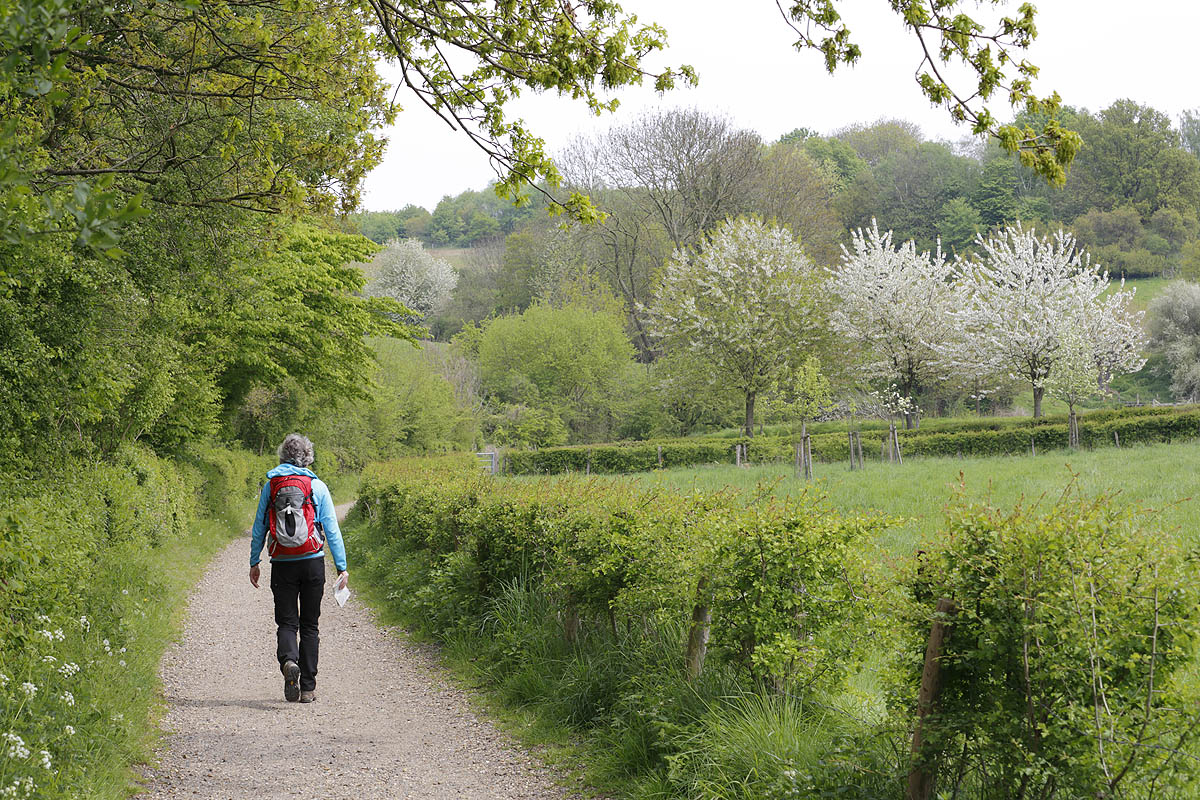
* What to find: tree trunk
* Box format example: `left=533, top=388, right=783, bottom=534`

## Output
left=907, top=598, right=957, bottom=800
left=1069, top=407, right=1079, bottom=448
left=743, top=391, right=756, bottom=438
left=904, top=411, right=919, bottom=430
left=1032, top=385, right=1044, bottom=418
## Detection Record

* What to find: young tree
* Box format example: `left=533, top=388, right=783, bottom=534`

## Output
left=827, top=222, right=957, bottom=428
left=950, top=226, right=1145, bottom=417
left=1044, top=324, right=1099, bottom=447
left=647, top=217, right=825, bottom=437
left=367, top=239, right=458, bottom=326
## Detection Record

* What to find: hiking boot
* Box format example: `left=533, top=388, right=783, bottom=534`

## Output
left=299, top=690, right=316, bottom=703
left=282, top=661, right=300, bottom=702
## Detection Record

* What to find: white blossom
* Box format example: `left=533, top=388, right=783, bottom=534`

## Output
left=78, top=616, right=90, bottom=632
left=366, top=238, right=458, bottom=324
left=37, top=751, right=50, bottom=770
left=945, top=225, right=1146, bottom=416
left=646, top=217, right=824, bottom=435
left=828, top=221, right=958, bottom=421
left=58, top=663, right=79, bottom=678
left=61, top=691, right=75, bottom=707
left=63, top=726, right=75, bottom=737
left=20, top=683, right=37, bottom=698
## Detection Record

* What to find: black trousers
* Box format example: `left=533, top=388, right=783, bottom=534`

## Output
left=270, top=557, right=325, bottom=691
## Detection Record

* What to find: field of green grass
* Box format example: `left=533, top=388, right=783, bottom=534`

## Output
left=578, top=438, right=1200, bottom=555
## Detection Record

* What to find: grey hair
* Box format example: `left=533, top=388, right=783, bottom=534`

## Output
left=277, top=433, right=315, bottom=467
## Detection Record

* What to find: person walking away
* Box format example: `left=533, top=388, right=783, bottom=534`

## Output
left=248, top=434, right=347, bottom=703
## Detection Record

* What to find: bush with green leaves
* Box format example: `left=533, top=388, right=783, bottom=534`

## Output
left=894, top=488, right=1200, bottom=799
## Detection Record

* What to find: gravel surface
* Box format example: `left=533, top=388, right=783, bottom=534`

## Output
left=137, top=505, right=568, bottom=799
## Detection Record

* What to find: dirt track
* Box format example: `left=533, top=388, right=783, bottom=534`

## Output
left=137, top=505, right=566, bottom=799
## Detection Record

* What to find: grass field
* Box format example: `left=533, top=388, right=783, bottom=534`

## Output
left=572, top=438, right=1200, bottom=555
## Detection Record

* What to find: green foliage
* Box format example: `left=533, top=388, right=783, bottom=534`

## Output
left=895, top=488, right=1200, bottom=798
left=0, top=444, right=268, bottom=799
left=477, top=302, right=636, bottom=442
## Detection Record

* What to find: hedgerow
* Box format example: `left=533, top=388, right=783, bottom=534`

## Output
left=0, top=443, right=268, bottom=800
left=351, top=456, right=1200, bottom=798
left=507, top=406, right=1200, bottom=475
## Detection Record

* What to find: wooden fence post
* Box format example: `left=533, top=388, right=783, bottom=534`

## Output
left=735, top=443, right=742, bottom=467
left=907, top=598, right=956, bottom=800
left=1114, top=431, right=1120, bottom=448
left=848, top=431, right=856, bottom=471
left=684, top=577, right=712, bottom=681
left=893, top=424, right=903, bottom=465
left=1030, top=436, right=1036, bottom=456
left=586, top=449, right=592, bottom=476
left=795, top=440, right=802, bottom=478
left=657, top=444, right=664, bottom=468
left=854, top=431, right=863, bottom=469
left=803, top=434, right=813, bottom=480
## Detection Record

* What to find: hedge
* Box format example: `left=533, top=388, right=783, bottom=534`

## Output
left=356, top=454, right=884, bottom=687
left=505, top=406, right=1200, bottom=475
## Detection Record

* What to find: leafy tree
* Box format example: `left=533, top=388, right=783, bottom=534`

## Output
left=647, top=218, right=826, bottom=437
left=937, top=197, right=983, bottom=255
left=350, top=207, right=434, bottom=244
left=751, top=142, right=843, bottom=266
left=476, top=303, right=636, bottom=442
left=972, top=157, right=1020, bottom=228
left=367, top=239, right=458, bottom=326
left=1182, top=108, right=1200, bottom=157
left=1044, top=323, right=1099, bottom=446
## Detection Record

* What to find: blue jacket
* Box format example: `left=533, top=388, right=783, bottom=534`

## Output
left=250, top=464, right=347, bottom=572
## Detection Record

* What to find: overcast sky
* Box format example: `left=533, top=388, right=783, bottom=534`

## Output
left=360, top=1, right=1200, bottom=212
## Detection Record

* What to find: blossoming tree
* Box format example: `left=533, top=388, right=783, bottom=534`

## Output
left=827, top=221, right=958, bottom=428
left=647, top=217, right=825, bottom=437
left=367, top=238, right=458, bottom=327
left=949, top=225, right=1146, bottom=417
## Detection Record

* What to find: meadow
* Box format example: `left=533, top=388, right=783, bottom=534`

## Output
left=594, top=438, right=1200, bottom=555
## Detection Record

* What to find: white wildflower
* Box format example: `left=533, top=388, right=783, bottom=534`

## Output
left=53, top=629, right=64, bottom=642
left=61, top=691, right=75, bottom=707
left=2, top=732, right=30, bottom=760
left=63, top=725, right=75, bottom=736
left=38, top=630, right=54, bottom=641
left=79, top=615, right=90, bottom=631
left=37, top=751, right=50, bottom=770
left=20, top=682, right=37, bottom=698
left=41, top=655, right=56, bottom=665
left=0, top=673, right=7, bottom=687
left=121, top=589, right=129, bottom=595
left=34, top=614, right=50, bottom=625
left=58, top=663, right=80, bottom=678
left=118, top=660, right=126, bottom=668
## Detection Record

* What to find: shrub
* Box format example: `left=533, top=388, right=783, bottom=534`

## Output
left=894, top=488, right=1200, bottom=798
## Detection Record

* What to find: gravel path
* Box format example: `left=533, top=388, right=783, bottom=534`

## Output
left=137, top=504, right=568, bottom=799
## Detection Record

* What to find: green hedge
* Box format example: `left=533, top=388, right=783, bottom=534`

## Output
left=356, top=455, right=883, bottom=686
left=0, top=443, right=268, bottom=800
left=506, top=406, right=1200, bottom=475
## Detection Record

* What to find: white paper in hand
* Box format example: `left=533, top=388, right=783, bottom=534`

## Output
left=333, top=573, right=350, bottom=607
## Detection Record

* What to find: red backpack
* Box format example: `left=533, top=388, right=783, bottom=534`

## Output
left=264, top=474, right=325, bottom=558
